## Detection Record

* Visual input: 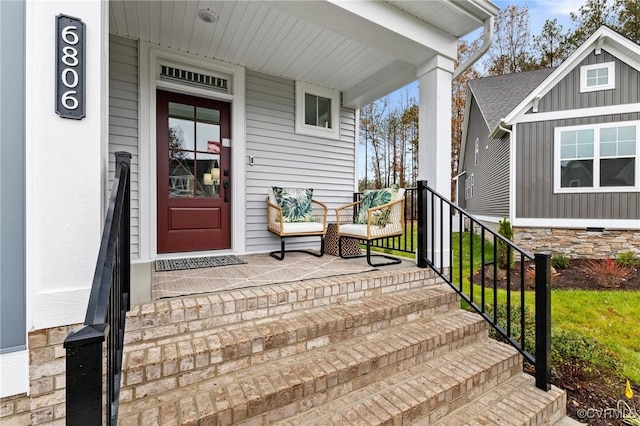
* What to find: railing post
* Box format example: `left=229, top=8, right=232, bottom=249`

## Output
left=116, top=151, right=131, bottom=310
left=63, top=324, right=107, bottom=426
left=417, top=181, right=427, bottom=267
left=534, top=252, right=552, bottom=391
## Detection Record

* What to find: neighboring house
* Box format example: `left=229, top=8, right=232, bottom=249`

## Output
left=458, top=26, right=640, bottom=258
left=0, top=0, right=499, bottom=418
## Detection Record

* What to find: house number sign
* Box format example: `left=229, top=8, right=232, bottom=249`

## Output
left=56, top=14, right=85, bottom=119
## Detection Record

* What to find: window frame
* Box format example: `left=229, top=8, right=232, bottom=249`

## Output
left=474, top=138, right=479, bottom=166
left=579, top=62, right=615, bottom=93
left=553, top=121, right=639, bottom=194
left=295, top=81, right=341, bottom=140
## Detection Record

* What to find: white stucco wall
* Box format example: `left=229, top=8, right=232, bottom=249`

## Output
left=26, top=0, right=108, bottom=331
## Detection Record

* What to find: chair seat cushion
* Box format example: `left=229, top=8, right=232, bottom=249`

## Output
left=273, top=221, right=324, bottom=234
left=338, top=224, right=368, bottom=237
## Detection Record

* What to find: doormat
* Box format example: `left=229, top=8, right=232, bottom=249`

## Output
left=155, top=255, right=247, bottom=272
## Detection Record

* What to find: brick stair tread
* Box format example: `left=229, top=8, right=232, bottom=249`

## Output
left=433, top=373, right=567, bottom=426
left=117, top=309, right=490, bottom=424
left=125, top=268, right=437, bottom=345
left=121, top=285, right=459, bottom=389
left=277, top=339, right=522, bottom=426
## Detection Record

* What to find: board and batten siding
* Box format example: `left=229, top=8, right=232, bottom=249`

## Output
left=532, top=50, right=640, bottom=113
left=460, top=97, right=510, bottom=218
left=109, top=35, right=140, bottom=258
left=244, top=69, right=357, bottom=253
left=515, top=113, right=640, bottom=220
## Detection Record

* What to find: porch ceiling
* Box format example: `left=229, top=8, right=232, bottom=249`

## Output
left=109, top=0, right=498, bottom=108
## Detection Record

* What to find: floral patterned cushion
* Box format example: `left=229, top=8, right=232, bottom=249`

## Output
left=355, top=184, right=400, bottom=225
left=272, top=187, right=315, bottom=223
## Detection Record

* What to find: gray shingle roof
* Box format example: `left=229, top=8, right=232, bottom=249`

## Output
left=468, top=68, right=555, bottom=130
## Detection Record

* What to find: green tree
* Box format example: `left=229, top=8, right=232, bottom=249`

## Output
left=615, top=0, right=640, bottom=43
left=533, top=19, right=570, bottom=67
left=567, top=0, right=617, bottom=49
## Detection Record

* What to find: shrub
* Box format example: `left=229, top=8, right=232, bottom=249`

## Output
left=496, top=218, right=514, bottom=270
left=586, top=258, right=633, bottom=288
left=616, top=251, right=640, bottom=268
left=551, top=254, right=570, bottom=270
left=551, top=328, right=621, bottom=385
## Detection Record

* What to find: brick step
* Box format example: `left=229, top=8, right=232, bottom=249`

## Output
left=117, top=309, right=489, bottom=425
left=275, top=339, right=523, bottom=425
left=121, top=284, right=460, bottom=392
left=433, top=373, right=566, bottom=426
left=125, top=268, right=437, bottom=345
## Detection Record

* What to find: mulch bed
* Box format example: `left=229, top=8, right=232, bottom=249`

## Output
left=473, top=258, right=640, bottom=425
left=472, top=258, right=640, bottom=292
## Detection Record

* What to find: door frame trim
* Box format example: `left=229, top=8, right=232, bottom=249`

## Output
left=139, top=42, right=246, bottom=260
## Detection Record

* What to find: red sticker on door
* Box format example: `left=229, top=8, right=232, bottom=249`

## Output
left=207, top=141, right=220, bottom=153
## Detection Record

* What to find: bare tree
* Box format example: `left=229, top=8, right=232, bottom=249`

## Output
left=534, top=19, right=570, bottom=67
left=485, top=4, right=538, bottom=75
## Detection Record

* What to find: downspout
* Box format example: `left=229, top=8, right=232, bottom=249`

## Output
left=452, top=17, right=494, bottom=80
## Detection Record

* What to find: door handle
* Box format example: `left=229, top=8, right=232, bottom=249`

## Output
left=223, top=181, right=229, bottom=202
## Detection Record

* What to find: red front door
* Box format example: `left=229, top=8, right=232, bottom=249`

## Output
left=156, top=90, right=231, bottom=253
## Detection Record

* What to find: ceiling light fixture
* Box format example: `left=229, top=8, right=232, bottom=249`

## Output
left=198, top=8, right=217, bottom=24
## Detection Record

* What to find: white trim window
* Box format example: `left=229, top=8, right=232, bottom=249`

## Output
left=295, top=81, right=340, bottom=139
left=474, top=138, right=479, bottom=166
left=554, top=121, right=638, bottom=193
left=465, top=173, right=475, bottom=199
left=580, top=62, right=615, bottom=93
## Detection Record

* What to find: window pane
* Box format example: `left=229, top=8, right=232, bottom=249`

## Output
left=586, top=69, right=598, bottom=87
left=600, top=141, right=617, bottom=157
left=196, top=121, right=221, bottom=153
left=619, top=141, right=636, bottom=156
left=560, top=144, right=575, bottom=159
left=618, top=126, right=636, bottom=142
left=600, top=127, right=617, bottom=143
left=560, top=160, right=593, bottom=188
left=317, top=97, right=331, bottom=128
left=168, top=117, right=195, bottom=151
left=196, top=106, right=220, bottom=124
left=195, top=154, right=221, bottom=198
left=168, top=151, right=195, bottom=197
left=577, top=129, right=594, bottom=145
left=169, top=102, right=194, bottom=120
left=305, top=94, right=317, bottom=126
left=596, top=69, right=608, bottom=85
left=577, top=143, right=594, bottom=158
left=601, top=158, right=635, bottom=187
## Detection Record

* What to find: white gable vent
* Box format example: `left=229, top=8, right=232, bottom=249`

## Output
left=160, top=65, right=229, bottom=93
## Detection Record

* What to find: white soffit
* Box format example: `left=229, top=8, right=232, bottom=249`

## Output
left=109, top=1, right=496, bottom=107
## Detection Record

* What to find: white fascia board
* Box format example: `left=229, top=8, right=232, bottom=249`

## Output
left=501, top=27, right=640, bottom=128
left=513, top=217, right=640, bottom=230
left=342, top=60, right=416, bottom=108
left=514, top=103, right=640, bottom=124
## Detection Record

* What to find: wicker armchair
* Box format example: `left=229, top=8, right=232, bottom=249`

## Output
left=266, top=195, right=328, bottom=260
left=335, top=189, right=405, bottom=267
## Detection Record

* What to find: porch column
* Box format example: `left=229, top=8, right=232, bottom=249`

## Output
left=26, top=0, right=109, bottom=330
left=417, top=55, right=454, bottom=268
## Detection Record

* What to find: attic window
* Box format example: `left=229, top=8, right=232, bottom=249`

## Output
left=295, top=81, right=340, bottom=140
left=580, top=62, right=615, bottom=93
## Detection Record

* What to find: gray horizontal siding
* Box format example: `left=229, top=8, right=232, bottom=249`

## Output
left=516, top=113, right=640, bottom=219
left=460, top=98, right=509, bottom=218
left=534, top=50, right=640, bottom=113
left=245, top=69, right=357, bottom=253
left=109, top=35, right=140, bottom=258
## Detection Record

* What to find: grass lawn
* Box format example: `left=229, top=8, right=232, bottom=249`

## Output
left=376, top=228, right=640, bottom=383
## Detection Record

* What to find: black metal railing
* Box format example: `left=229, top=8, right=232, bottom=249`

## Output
left=63, top=152, right=132, bottom=425
left=416, top=181, right=551, bottom=391
left=354, top=187, right=417, bottom=255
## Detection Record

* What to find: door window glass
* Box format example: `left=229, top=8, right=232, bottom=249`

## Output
left=168, top=102, right=221, bottom=198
